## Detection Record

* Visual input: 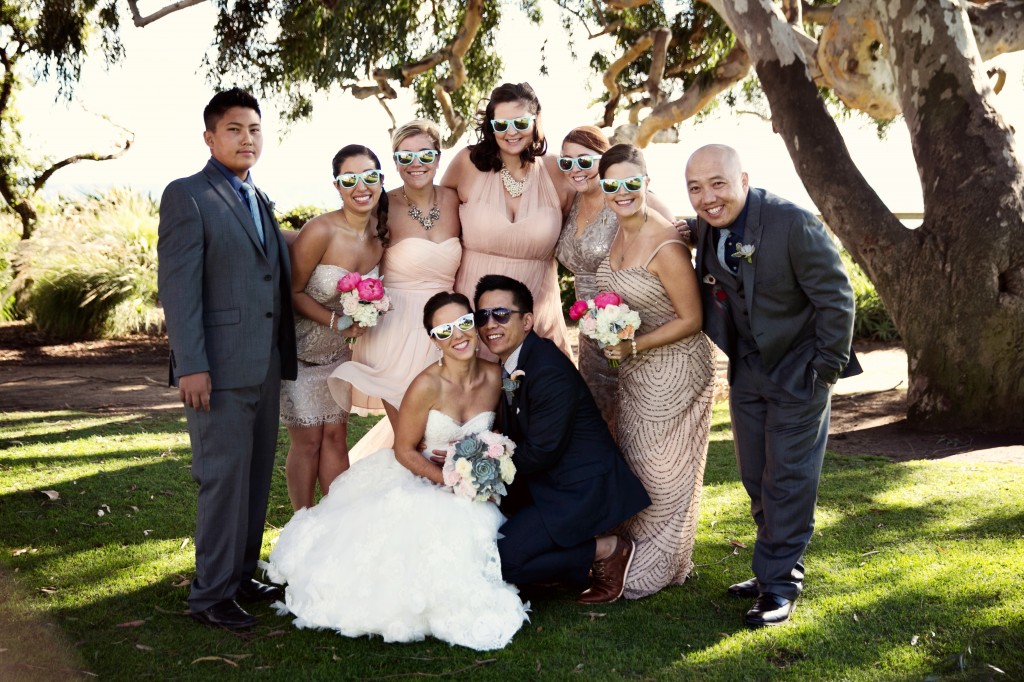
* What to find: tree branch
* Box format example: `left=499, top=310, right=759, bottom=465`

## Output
left=968, top=0, right=1024, bottom=58
left=127, top=0, right=207, bottom=28
left=439, top=0, right=484, bottom=93
left=601, top=29, right=656, bottom=127
left=32, top=135, right=134, bottom=191
left=646, top=27, right=671, bottom=105
left=634, top=44, right=752, bottom=147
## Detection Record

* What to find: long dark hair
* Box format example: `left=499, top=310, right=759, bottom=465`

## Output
left=332, top=144, right=390, bottom=246
left=468, top=82, right=547, bottom=173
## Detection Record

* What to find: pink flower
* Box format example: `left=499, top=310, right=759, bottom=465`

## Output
left=568, top=300, right=589, bottom=321
left=510, top=369, right=525, bottom=381
left=356, top=277, right=384, bottom=301
left=485, top=443, right=504, bottom=459
left=593, top=291, right=622, bottom=309
left=337, top=271, right=362, bottom=293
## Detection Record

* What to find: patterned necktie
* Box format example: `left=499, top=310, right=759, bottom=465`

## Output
left=239, top=182, right=265, bottom=246
left=718, top=228, right=740, bottom=273
left=501, top=367, right=514, bottom=405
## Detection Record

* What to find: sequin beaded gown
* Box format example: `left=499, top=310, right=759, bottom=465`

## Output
left=280, top=264, right=378, bottom=426
left=455, top=162, right=572, bottom=360
left=595, top=241, right=715, bottom=600
left=263, top=411, right=528, bottom=651
left=555, top=194, right=620, bottom=438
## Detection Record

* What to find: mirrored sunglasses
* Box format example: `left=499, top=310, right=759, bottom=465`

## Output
left=335, top=170, right=383, bottom=188
left=394, top=149, right=439, bottom=166
left=558, top=155, right=602, bottom=172
left=490, top=115, right=535, bottom=133
left=473, top=307, right=522, bottom=327
left=600, top=175, right=647, bottom=194
left=429, top=313, right=476, bottom=340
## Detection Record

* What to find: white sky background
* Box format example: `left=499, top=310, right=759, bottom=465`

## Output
left=19, top=1, right=1024, bottom=216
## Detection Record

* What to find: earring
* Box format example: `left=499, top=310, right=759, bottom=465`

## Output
left=436, top=346, right=443, bottom=367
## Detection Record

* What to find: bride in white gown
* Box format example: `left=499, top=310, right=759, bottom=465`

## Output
left=263, top=292, right=528, bottom=651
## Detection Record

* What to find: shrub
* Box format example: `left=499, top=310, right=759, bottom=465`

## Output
left=277, top=204, right=324, bottom=232
left=0, top=214, right=20, bottom=321
left=12, top=188, right=162, bottom=340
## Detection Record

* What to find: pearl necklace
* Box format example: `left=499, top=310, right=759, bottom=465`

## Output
left=500, top=166, right=527, bottom=198
left=403, top=190, right=440, bottom=230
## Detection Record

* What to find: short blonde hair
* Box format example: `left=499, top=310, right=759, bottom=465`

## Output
left=391, top=119, right=442, bottom=151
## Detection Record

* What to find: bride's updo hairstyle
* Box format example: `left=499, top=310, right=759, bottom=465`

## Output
left=469, top=82, right=547, bottom=173
left=423, top=291, right=473, bottom=333
left=332, top=144, right=391, bottom=247
left=597, top=143, right=647, bottom=179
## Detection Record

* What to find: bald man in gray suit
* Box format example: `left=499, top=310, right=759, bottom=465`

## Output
left=158, top=88, right=297, bottom=629
left=686, top=144, right=859, bottom=628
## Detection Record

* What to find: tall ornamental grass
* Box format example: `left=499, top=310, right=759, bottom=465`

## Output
left=0, top=213, right=19, bottom=320
left=10, top=188, right=162, bottom=339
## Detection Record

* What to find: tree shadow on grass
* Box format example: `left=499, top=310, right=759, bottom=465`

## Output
left=1, top=411, right=184, bottom=452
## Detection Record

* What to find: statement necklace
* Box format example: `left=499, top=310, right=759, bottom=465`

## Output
left=500, top=166, right=527, bottom=198
left=403, top=189, right=440, bottom=230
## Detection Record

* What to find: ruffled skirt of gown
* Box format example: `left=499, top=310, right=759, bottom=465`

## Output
left=262, top=447, right=529, bottom=650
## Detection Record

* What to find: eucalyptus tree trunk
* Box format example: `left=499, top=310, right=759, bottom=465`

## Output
left=706, top=0, right=1024, bottom=430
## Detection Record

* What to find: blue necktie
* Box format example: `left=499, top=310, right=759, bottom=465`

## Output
left=239, top=182, right=265, bottom=246
left=501, top=367, right=514, bottom=405
left=718, top=228, right=740, bottom=273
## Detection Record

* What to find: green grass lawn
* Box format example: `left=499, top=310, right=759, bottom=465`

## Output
left=1, top=405, right=1021, bottom=680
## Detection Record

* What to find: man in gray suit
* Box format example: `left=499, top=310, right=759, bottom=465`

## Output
left=685, top=144, right=859, bottom=627
left=158, top=88, right=297, bottom=629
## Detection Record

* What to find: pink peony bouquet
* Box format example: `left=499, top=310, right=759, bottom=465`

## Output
left=442, top=430, right=517, bottom=503
left=336, top=271, right=393, bottom=341
left=569, top=291, right=641, bottom=368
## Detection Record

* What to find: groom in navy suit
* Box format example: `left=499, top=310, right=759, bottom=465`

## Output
left=474, top=274, right=651, bottom=604
left=686, top=144, right=859, bottom=627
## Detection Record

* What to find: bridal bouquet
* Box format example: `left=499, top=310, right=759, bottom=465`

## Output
left=568, top=291, right=641, bottom=368
left=337, top=272, right=393, bottom=342
left=442, top=430, right=517, bottom=503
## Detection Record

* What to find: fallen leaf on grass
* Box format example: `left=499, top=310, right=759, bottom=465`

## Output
left=180, top=538, right=190, bottom=550
left=263, top=630, right=287, bottom=638
left=11, top=548, right=35, bottom=556
left=130, top=506, right=140, bottom=512
left=729, top=540, right=748, bottom=549
left=143, top=530, right=153, bottom=537
left=39, top=586, right=58, bottom=594
left=37, top=490, right=60, bottom=501
left=224, top=654, right=251, bottom=661
left=116, top=620, right=147, bottom=628
left=171, top=575, right=191, bottom=588
left=985, top=664, right=1005, bottom=674
left=860, top=550, right=880, bottom=557
left=583, top=612, right=606, bottom=621
left=911, top=635, right=919, bottom=646
left=192, top=656, right=238, bottom=667
left=135, top=644, right=153, bottom=651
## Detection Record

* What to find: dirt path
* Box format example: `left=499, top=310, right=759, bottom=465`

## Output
left=0, top=323, right=1020, bottom=463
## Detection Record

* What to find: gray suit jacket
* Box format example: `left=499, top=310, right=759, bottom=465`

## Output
left=158, top=161, right=297, bottom=389
left=695, top=187, right=856, bottom=395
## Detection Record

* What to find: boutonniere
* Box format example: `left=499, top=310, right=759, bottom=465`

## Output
left=732, top=243, right=756, bottom=264
left=502, top=370, right=525, bottom=397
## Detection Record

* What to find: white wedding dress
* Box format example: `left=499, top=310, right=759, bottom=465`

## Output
left=262, top=411, right=529, bottom=651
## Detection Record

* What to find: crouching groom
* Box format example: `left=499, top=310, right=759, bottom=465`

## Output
left=474, top=274, right=651, bottom=604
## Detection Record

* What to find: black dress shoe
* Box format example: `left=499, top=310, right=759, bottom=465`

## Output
left=744, top=593, right=796, bottom=628
left=236, top=578, right=283, bottom=603
left=728, top=577, right=759, bottom=599
left=191, top=600, right=257, bottom=629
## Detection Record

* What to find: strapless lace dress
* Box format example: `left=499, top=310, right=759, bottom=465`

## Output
left=262, top=411, right=528, bottom=650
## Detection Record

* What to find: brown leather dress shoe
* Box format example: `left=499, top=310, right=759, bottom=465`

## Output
left=191, top=600, right=257, bottom=629
left=577, top=535, right=635, bottom=604
left=744, top=593, right=796, bottom=628
left=728, top=577, right=760, bottom=599
left=236, top=578, right=284, bottom=603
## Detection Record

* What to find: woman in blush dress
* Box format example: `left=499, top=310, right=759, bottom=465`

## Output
left=279, top=144, right=388, bottom=510
left=329, top=120, right=462, bottom=432
left=264, top=292, right=528, bottom=651
left=441, top=82, right=574, bottom=361
left=555, top=126, right=680, bottom=440
left=593, top=144, right=715, bottom=600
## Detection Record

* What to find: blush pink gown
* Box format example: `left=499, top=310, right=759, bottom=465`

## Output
left=454, top=162, right=572, bottom=360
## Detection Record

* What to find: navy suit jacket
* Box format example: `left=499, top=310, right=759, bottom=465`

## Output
left=694, top=188, right=860, bottom=396
left=499, top=333, right=650, bottom=547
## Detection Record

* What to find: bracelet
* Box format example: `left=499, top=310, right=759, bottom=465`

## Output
left=631, top=339, right=638, bottom=357
left=328, top=311, right=336, bottom=330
